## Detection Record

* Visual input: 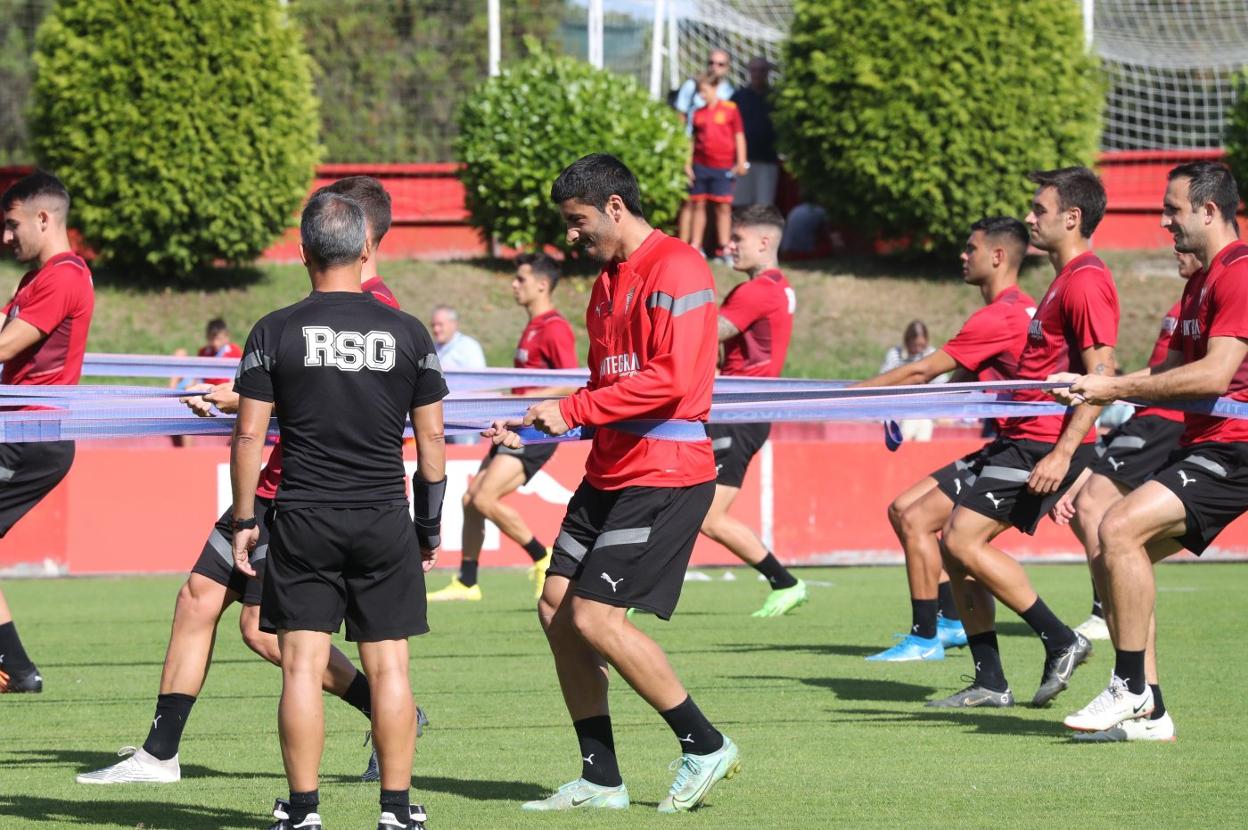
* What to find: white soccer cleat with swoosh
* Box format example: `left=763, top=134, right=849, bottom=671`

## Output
left=520, top=778, right=630, bottom=811
left=1064, top=676, right=1154, bottom=732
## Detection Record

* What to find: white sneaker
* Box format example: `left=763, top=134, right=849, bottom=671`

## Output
left=1064, top=676, right=1153, bottom=732
left=76, top=746, right=181, bottom=784
left=1073, top=615, right=1110, bottom=641
left=1072, top=711, right=1176, bottom=742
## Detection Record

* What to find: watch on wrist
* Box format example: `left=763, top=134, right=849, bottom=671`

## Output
left=231, top=516, right=258, bottom=531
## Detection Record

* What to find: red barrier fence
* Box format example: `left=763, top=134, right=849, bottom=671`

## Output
left=3, top=438, right=1245, bottom=577
left=0, top=151, right=1237, bottom=260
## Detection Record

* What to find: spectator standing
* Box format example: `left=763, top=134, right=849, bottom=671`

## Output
left=431, top=305, right=486, bottom=445
left=684, top=73, right=747, bottom=262
left=674, top=49, right=735, bottom=245
left=732, top=57, right=780, bottom=207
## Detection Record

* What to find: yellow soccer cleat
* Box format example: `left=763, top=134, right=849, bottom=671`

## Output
left=427, top=577, right=483, bottom=602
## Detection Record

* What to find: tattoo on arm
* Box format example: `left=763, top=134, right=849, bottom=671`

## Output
left=717, top=315, right=740, bottom=342
left=1093, top=362, right=1108, bottom=375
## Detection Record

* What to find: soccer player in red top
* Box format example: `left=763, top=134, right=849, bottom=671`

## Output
left=488, top=154, right=738, bottom=814
left=935, top=167, right=1118, bottom=709
left=0, top=171, right=94, bottom=695
left=77, top=176, right=413, bottom=785
left=428, top=251, right=578, bottom=603
left=852, top=217, right=1036, bottom=663
left=1058, top=162, right=1248, bottom=739
left=696, top=204, right=807, bottom=616
left=197, top=318, right=243, bottom=386
left=682, top=72, right=747, bottom=261
left=1062, top=258, right=1192, bottom=650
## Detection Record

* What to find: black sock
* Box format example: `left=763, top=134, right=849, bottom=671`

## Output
left=910, top=599, right=938, bottom=640
left=459, top=559, right=479, bottom=588
left=1149, top=684, right=1166, bottom=720
left=968, top=632, right=1008, bottom=692
left=1091, top=584, right=1104, bottom=619
left=752, top=553, right=798, bottom=590
left=522, top=538, right=547, bottom=561
left=573, top=715, right=622, bottom=787
left=342, top=671, right=372, bottom=719
left=288, top=790, right=319, bottom=825
left=1114, top=649, right=1147, bottom=694
left=0, top=621, right=35, bottom=675
left=142, top=693, right=196, bottom=760
left=937, top=581, right=960, bottom=621
left=659, top=696, right=723, bottom=756
left=1020, top=597, right=1075, bottom=654
left=381, top=788, right=410, bottom=816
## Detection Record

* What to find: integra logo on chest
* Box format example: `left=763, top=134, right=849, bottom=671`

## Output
left=302, top=325, right=396, bottom=371
left=600, top=352, right=640, bottom=376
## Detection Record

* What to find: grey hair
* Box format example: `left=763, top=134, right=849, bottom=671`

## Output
left=300, top=192, right=367, bottom=267
left=431, top=304, right=459, bottom=321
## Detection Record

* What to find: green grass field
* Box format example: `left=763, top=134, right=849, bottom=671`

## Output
left=1, top=564, right=1245, bottom=829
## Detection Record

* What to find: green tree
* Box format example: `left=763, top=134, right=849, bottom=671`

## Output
left=777, top=0, right=1103, bottom=253
left=30, top=0, right=320, bottom=281
left=0, top=0, right=46, bottom=164
left=456, top=43, right=688, bottom=251
left=1223, top=71, right=1248, bottom=190
left=292, top=0, right=565, bottom=163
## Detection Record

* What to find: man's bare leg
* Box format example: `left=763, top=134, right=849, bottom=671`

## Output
left=275, top=629, right=332, bottom=823
left=700, top=484, right=804, bottom=615
left=359, top=638, right=417, bottom=818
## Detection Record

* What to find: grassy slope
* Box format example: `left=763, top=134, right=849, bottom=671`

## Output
left=0, top=565, right=1244, bottom=829
left=0, top=249, right=1184, bottom=381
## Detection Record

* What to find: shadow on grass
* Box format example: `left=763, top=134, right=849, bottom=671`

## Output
left=318, top=773, right=548, bottom=802
left=717, top=642, right=882, bottom=658
left=832, top=706, right=1068, bottom=739
left=0, top=748, right=282, bottom=782
left=0, top=795, right=259, bottom=829
left=739, top=675, right=937, bottom=703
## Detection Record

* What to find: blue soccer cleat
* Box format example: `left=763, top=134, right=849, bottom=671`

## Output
left=865, top=633, right=944, bottom=662
left=937, top=616, right=968, bottom=649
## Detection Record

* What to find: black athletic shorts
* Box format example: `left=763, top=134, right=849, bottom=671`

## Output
left=958, top=438, right=1098, bottom=534
left=708, top=422, right=770, bottom=488
left=547, top=480, right=716, bottom=620
left=488, top=440, right=558, bottom=484
left=931, top=444, right=990, bottom=502
left=190, top=497, right=273, bottom=606
left=260, top=503, right=428, bottom=642
left=0, top=441, right=75, bottom=537
left=1151, top=441, right=1248, bottom=555
left=1090, top=415, right=1185, bottom=489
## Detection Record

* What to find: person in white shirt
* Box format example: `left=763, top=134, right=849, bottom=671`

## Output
left=879, top=320, right=947, bottom=441
left=431, top=305, right=487, bottom=444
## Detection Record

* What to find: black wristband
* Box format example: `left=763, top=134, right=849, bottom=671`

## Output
left=231, top=516, right=258, bottom=531
left=411, top=474, right=446, bottom=549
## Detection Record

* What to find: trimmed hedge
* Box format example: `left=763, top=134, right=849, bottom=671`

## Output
left=456, top=44, right=688, bottom=251
left=30, top=0, right=320, bottom=281
left=776, top=0, right=1103, bottom=253
left=1223, top=72, right=1248, bottom=191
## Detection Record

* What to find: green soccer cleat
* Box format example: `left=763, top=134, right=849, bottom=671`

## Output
left=520, top=778, right=630, bottom=811
left=751, top=580, right=808, bottom=617
left=657, top=735, right=740, bottom=813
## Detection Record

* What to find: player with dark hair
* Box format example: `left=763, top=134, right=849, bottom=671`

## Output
left=232, top=190, right=446, bottom=830
left=699, top=204, right=807, bottom=616
left=489, top=153, right=738, bottom=814
left=933, top=168, right=1117, bottom=708
left=77, top=176, right=418, bottom=785
left=0, top=170, right=93, bottom=695
left=1063, top=255, right=1195, bottom=646
left=427, top=251, right=578, bottom=602
left=198, top=318, right=242, bottom=386
left=854, top=216, right=1037, bottom=662
left=1057, top=161, right=1247, bottom=740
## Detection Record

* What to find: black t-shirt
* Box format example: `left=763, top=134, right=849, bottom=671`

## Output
left=236, top=291, right=448, bottom=509
left=731, top=86, right=778, bottom=163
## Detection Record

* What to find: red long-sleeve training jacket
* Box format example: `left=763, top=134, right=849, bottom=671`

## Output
left=558, top=230, right=718, bottom=490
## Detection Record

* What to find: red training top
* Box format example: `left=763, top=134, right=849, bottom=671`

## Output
left=719, top=268, right=794, bottom=378
left=513, top=308, right=578, bottom=394
left=2, top=251, right=94, bottom=386
left=198, top=342, right=243, bottom=386
left=559, top=230, right=718, bottom=490
left=941, top=285, right=1037, bottom=381
left=1171, top=241, right=1248, bottom=445
left=255, top=277, right=401, bottom=499
left=1000, top=252, right=1119, bottom=444
left=1133, top=299, right=1184, bottom=423
left=692, top=100, right=744, bottom=169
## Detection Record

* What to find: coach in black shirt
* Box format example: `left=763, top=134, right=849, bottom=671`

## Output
left=230, top=191, right=447, bottom=830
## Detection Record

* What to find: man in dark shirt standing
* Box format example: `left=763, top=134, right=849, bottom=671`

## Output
left=231, top=192, right=447, bottom=830
left=731, top=56, right=779, bottom=207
